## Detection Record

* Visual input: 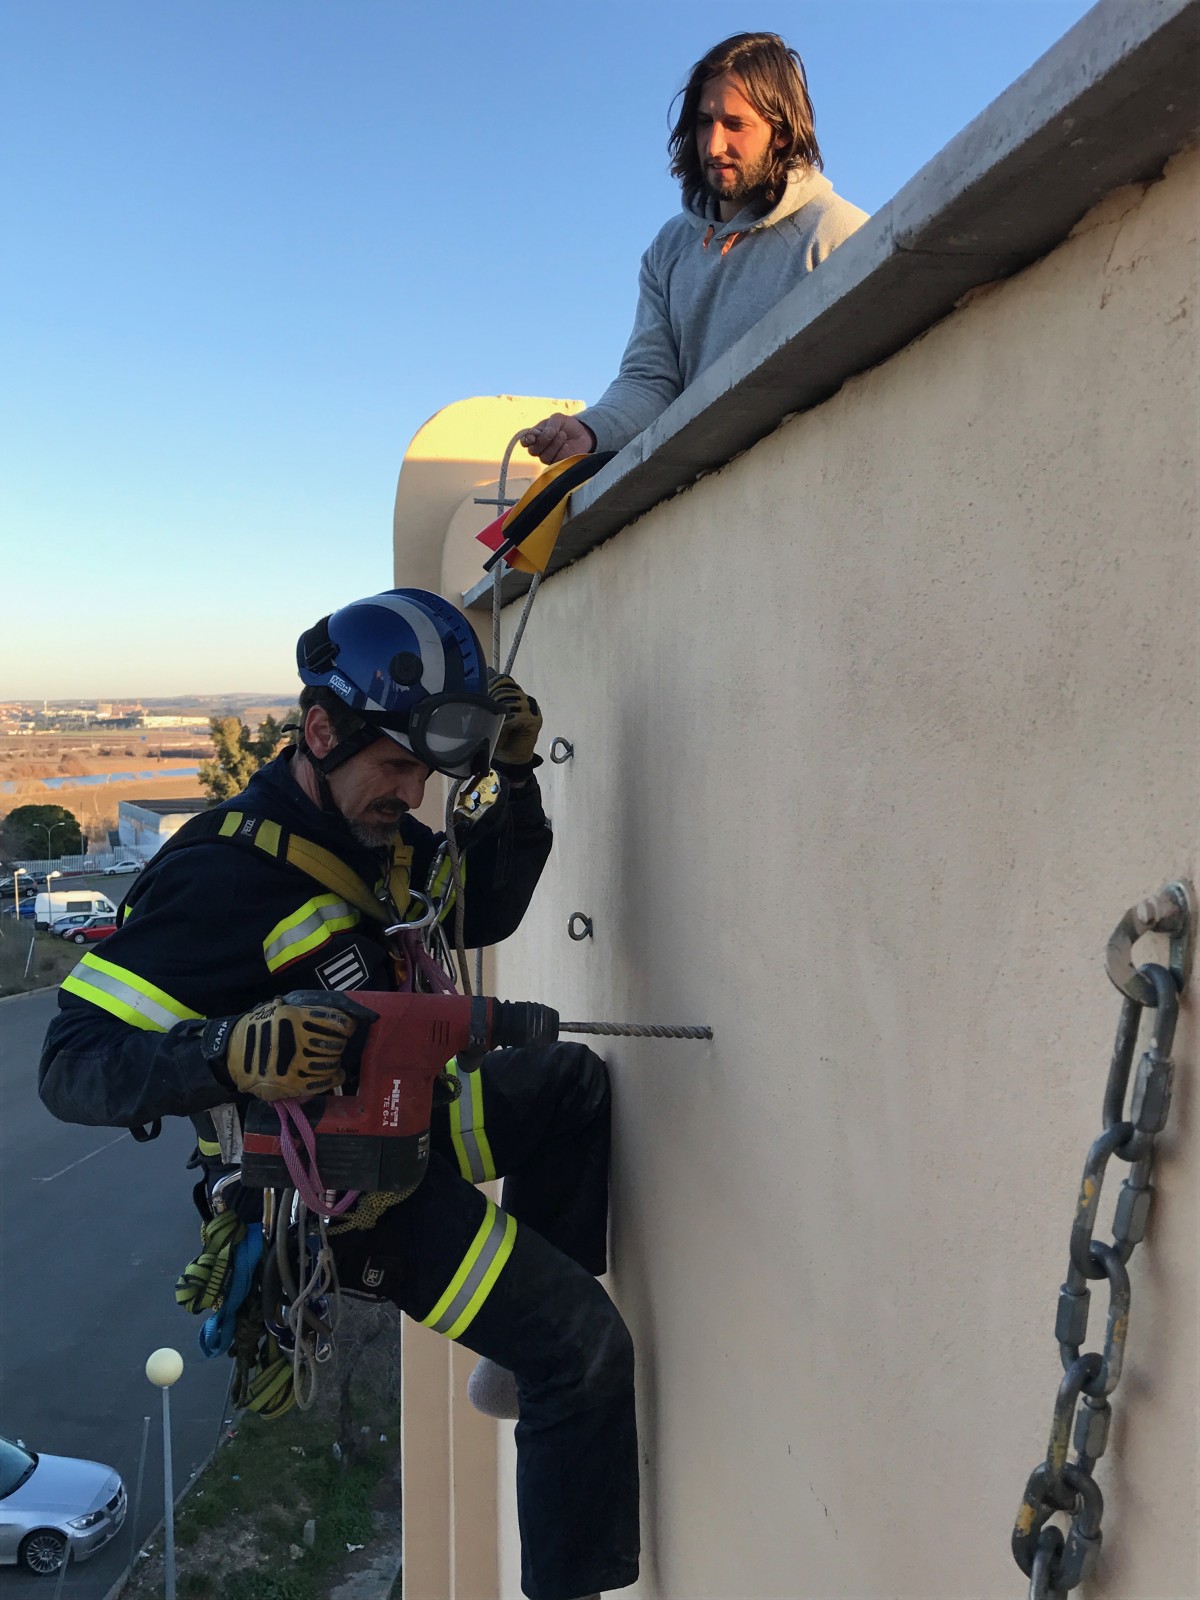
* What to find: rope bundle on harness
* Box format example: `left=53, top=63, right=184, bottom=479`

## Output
left=231, top=1315, right=297, bottom=1421
left=175, top=1209, right=248, bottom=1315
left=273, top=1101, right=360, bottom=1218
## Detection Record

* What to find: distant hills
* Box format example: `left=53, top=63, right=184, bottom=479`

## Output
left=17, top=694, right=295, bottom=713
left=137, top=694, right=295, bottom=711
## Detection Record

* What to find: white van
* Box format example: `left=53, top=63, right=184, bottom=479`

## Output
left=35, top=891, right=118, bottom=931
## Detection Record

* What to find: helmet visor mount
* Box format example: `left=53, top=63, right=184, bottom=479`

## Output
left=389, top=692, right=506, bottom=780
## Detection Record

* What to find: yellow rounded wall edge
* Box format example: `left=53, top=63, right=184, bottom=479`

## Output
left=393, top=395, right=584, bottom=598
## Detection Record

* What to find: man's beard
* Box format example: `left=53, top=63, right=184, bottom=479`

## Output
left=705, top=148, right=776, bottom=210
left=349, top=815, right=405, bottom=848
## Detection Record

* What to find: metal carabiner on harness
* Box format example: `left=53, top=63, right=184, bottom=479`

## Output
left=383, top=889, right=438, bottom=937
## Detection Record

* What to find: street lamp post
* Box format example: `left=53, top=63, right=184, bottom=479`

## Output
left=43, top=869, right=61, bottom=929
left=145, top=1348, right=183, bottom=1600
left=12, top=867, right=27, bottom=920
left=37, top=820, right=68, bottom=863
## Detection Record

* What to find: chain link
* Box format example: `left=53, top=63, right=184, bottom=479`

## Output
left=1012, top=882, right=1190, bottom=1595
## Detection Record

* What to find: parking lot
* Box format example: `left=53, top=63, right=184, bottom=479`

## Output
left=1, top=868, right=139, bottom=923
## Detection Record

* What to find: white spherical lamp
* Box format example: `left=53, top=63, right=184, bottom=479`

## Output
left=145, top=1347, right=184, bottom=1388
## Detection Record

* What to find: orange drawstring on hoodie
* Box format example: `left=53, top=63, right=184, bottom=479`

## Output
left=701, top=223, right=743, bottom=256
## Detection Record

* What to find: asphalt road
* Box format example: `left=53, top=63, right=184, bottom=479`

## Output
left=0, top=990, right=232, bottom=1596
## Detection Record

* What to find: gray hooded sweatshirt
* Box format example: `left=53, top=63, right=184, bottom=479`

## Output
left=579, top=169, right=868, bottom=454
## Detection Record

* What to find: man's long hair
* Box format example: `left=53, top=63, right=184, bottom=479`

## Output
left=668, top=32, right=822, bottom=211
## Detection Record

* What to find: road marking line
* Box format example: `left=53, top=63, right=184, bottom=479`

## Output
left=36, top=1132, right=129, bottom=1183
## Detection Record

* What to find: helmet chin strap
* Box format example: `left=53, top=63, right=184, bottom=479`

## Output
left=296, top=720, right=383, bottom=818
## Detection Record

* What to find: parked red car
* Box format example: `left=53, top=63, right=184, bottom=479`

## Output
left=66, top=918, right=117, bottom=945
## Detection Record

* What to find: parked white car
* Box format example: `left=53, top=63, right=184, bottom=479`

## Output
left=103, top=861, right=142, bottom=875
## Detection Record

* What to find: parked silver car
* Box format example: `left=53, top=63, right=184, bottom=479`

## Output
left=0, top=1435, right=126, bottom=1574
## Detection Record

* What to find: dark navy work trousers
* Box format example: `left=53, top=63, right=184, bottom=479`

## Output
left=331, top=1042, right=640, bottom=1600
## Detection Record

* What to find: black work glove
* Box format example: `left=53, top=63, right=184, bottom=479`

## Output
left=202, top=990, right=378, bottom=1101
left=487, top=671, right=543, bottom=769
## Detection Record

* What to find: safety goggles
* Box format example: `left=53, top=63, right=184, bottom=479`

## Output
left=385, top=693, right=506, bottom=780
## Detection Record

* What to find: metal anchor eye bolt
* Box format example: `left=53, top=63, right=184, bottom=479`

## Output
left=567, top=913, right=593, bottom=941
left=549, top=737, right=574, bottom=764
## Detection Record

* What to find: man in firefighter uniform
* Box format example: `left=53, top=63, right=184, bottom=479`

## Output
left=39, top=588, right=638, bottom=1600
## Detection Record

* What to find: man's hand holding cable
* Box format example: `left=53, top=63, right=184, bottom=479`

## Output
left=202, top=991, right=378, bottom=1101
left=519, top=413, right=595, bottom=465
left=488, top=672, right=543, bottom=774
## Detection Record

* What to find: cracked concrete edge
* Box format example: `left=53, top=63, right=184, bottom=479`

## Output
left=0, top=983, right=59, bottom=1004
left=325, top=1518, right=403, bottom=1600
left=463, top=0, right=1200, bottom=613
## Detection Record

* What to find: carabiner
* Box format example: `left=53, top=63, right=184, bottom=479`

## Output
left=384, top=890, right=438, bottom=937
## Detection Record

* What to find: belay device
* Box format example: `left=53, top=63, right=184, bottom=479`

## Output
left=240, top=990, right=559, bottom=1198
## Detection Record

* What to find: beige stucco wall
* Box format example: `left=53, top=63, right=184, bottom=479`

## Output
left=482, top=147, right=1199, bottom=1598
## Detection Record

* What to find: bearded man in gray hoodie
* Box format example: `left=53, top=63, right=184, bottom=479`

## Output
left=522, top=31, right=867, bottom=465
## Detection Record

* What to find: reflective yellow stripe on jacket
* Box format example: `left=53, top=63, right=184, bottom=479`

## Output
left=445, top=1057, right=496, bottom=1183
left=262, top=895, right=359, bottom=974
left=419, top=1200, right=516, bottom=1340
left=61, top=952, right=204, bottom=1033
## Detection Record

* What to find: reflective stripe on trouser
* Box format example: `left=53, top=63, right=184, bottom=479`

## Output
left=262, top=894, right=359, bottom=973
left=418, top=1198, right=515, bottom=1339
left=431, top=1042, right=612, bottom=1277
left=60, top=952, right=204, bottom=1032
left=326, top=1151, right=639, bottom=1600
left=445, top=1056, right=496, bottom=1182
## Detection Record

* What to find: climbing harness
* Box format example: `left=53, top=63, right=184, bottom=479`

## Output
left=1011, top=881, right=1192, bottom=1598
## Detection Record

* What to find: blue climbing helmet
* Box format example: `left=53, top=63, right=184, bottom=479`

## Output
left=296, top=589, right=504, bottom=779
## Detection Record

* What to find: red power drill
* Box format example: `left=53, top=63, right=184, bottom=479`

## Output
left=241, top=991, right=559, bottom=1197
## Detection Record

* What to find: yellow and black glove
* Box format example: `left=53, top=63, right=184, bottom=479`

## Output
left=203, top=990, right=378, bottom=1101
left=488, top=671, right=543, bottom=769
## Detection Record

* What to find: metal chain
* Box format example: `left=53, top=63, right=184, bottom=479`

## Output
left=1012, top=881, right=1192, bottom=1597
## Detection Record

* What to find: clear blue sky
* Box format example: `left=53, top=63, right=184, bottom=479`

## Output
left=1, top=0, right=1095, bottom=700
